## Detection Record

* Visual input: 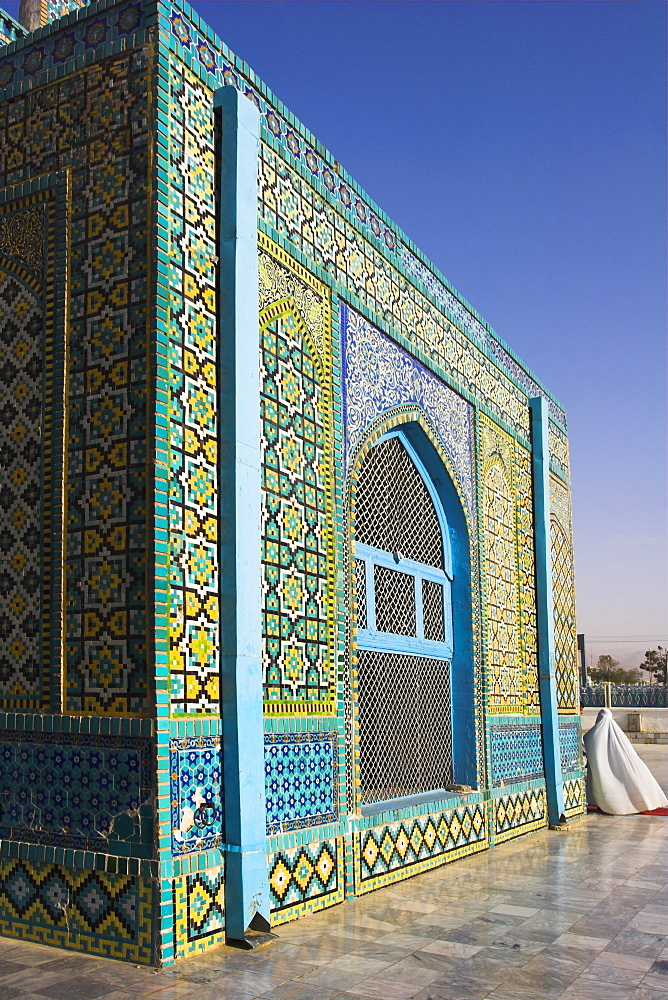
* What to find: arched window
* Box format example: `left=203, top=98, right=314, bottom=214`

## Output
left=353, top=432, right=454, bottom=806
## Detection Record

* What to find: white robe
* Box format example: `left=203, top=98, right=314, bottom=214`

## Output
left=584, top=708, right=668, bottom=815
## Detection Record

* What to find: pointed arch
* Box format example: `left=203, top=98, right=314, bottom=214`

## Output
left=348, top=416, right=477, bottom=808
left=257, top=236, right=336, bottom=714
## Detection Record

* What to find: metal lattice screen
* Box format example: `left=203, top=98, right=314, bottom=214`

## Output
left=354, top=558, right=367, bottom=629
left=373, top=564, right=416, bottom=635
left=356, top=650, right=453, bottom=804
left=354, top=435, right=453, bottom=805
left=422, top=579, right=445, bottom=642
left=355, top=436, right=443, bottom=568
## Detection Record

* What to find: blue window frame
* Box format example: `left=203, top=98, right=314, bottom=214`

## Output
left=355, top=546, right=453, bottom=659
left=352, top=429, right=458, bottom=806
left=354, top=431, right=453, bottom=661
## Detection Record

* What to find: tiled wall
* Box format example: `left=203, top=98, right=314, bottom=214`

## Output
left=187, top=0, right=576, bottom=918
left=0, top=35, right=151, bottom=716
left=0, top=6, right=157, bottom=963
left=551, top=475, right=579, bottom=713
left=354, top=802, right=488, bottom=894
left=269, top=837, right=344, bottom=925
left=0, top=0, right=583, bottom=965
left=478, top=416, right=539, bottom=715
left=258, top=239, right=336, bottom=714
left=265, top=732, right=339, bottom=835
left=0, top=729, right=152, bottom=853
left=0, top=857, right=153, bottom=963
left=492, top=787, right=548, bottom=844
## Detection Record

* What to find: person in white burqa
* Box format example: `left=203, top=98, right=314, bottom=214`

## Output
left=584, top=708, right=668, bottom=814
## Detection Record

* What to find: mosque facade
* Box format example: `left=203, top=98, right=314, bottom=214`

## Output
left=0, top=0, right=584, bottom=966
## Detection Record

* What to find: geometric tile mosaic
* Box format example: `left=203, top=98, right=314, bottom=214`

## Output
left=43, top=0, right=89, bottom=24
left=0, top=184, right=64, bottom=717
left=169, top=736, right=222, bottom=856
left=490, top=725, right=544, bottom=787
left=354, top=804, right=487, bottom=894
left=0, top=184, right=65, bottom=716
left=563, top=776, right=585, bottom=817
left=551, top=510, right=579, bottom=712
left=0, top=0, right=579, bottom=967
left=0, top=51, right=154, bottom=716
left=0, top=2, right=144, bottom=91
left=516, top=445, right=540, bottom=713
left=67, top=53, right=150, bottom=715
left=558, top=720, right=582, bottom=773
left=480, top=418, right=539, bottom=714
left=480, top=422, right=523, bottom=712
left=259, top=142, right=533, bottom=444
left=268, top=837, right=344, bottom=926
left=265, top=731, right=338, bottom=835
left=259, top=239, right=335, bottom=712
left=172, top=864, right=225, bottom=959
left=493, top=787, right=547, bottom=844
left=0, top=859, right=153, bottom=964
left=0, top=252, right=47, bottom=707
left=170, top=0, right=566, bottom=434
left=490, top=722, right=582, bottom=788
left=341, top=304, right=475, bottom=520
left=549, top=423, right=570, bottom=482
left=486, top=334, right=566, bottom=427
left=0, top=731, right=152, bottom=852
left=165, top=61, right=219, bottom=715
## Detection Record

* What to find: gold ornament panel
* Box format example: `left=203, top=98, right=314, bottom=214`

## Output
left=516, top=445, right=539, bottom=712
left=259, top=236, right=336, bottom=713
left=479, top=416, right=538, bottom=714
left=550, top=476, right=578, bottom=712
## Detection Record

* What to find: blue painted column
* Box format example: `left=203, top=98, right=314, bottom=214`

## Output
left=529, top=396, right=565, bottom=826
left=215, top=86, right=272, bottom=943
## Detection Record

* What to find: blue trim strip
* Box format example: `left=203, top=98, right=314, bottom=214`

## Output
left=415, top=575, right=425, bottom=640
left=363, top=557, right=376, bottom=631
left=354, top=544, right=454, bottom=658
left=357, top=630, right=453, bottom=659
left=355, top=544, right=452, bottom=583
left=529, top=396, right=565, bottom=824
left=215, top=85, right=271, bottom=938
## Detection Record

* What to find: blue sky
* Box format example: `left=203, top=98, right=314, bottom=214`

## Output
left=4, top=0, right=666, bottom=671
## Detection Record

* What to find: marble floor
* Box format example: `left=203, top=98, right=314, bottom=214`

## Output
left=0, top=745, right=666, bottom=1000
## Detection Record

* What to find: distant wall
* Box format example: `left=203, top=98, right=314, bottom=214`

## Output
left=581, top=685, right=668, bottom=709
left=581, top=708, right=668, bottom=735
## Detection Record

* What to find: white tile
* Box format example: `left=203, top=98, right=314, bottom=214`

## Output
left=491, top=903, right=539, bottom=917
left=554, top=932, right=611, bottom=951
left=420, top=939, right=483, bottom=959
left=392, top=900, right=439, bottom=914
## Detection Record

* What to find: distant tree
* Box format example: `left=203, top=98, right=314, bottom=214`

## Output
left=589, top=662, right=643, bottom=685
left=596, top=654, right=619, bottom=680
left=639, top=647, right=668, bottom=685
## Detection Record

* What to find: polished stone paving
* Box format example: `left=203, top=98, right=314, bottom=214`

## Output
left=0, top=746, right=666, bottom=1000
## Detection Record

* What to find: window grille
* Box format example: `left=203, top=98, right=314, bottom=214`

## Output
left=373, top=564, right=416, bottom=636
left=354, top=559, right=367, bottom=629
left=353, top=432, right=454, bottom=805
left=355, top=436, right=443, bottom=569
left=356, top=650, right=453, bottom=804
left=422, top=578, right=445, bottom=642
